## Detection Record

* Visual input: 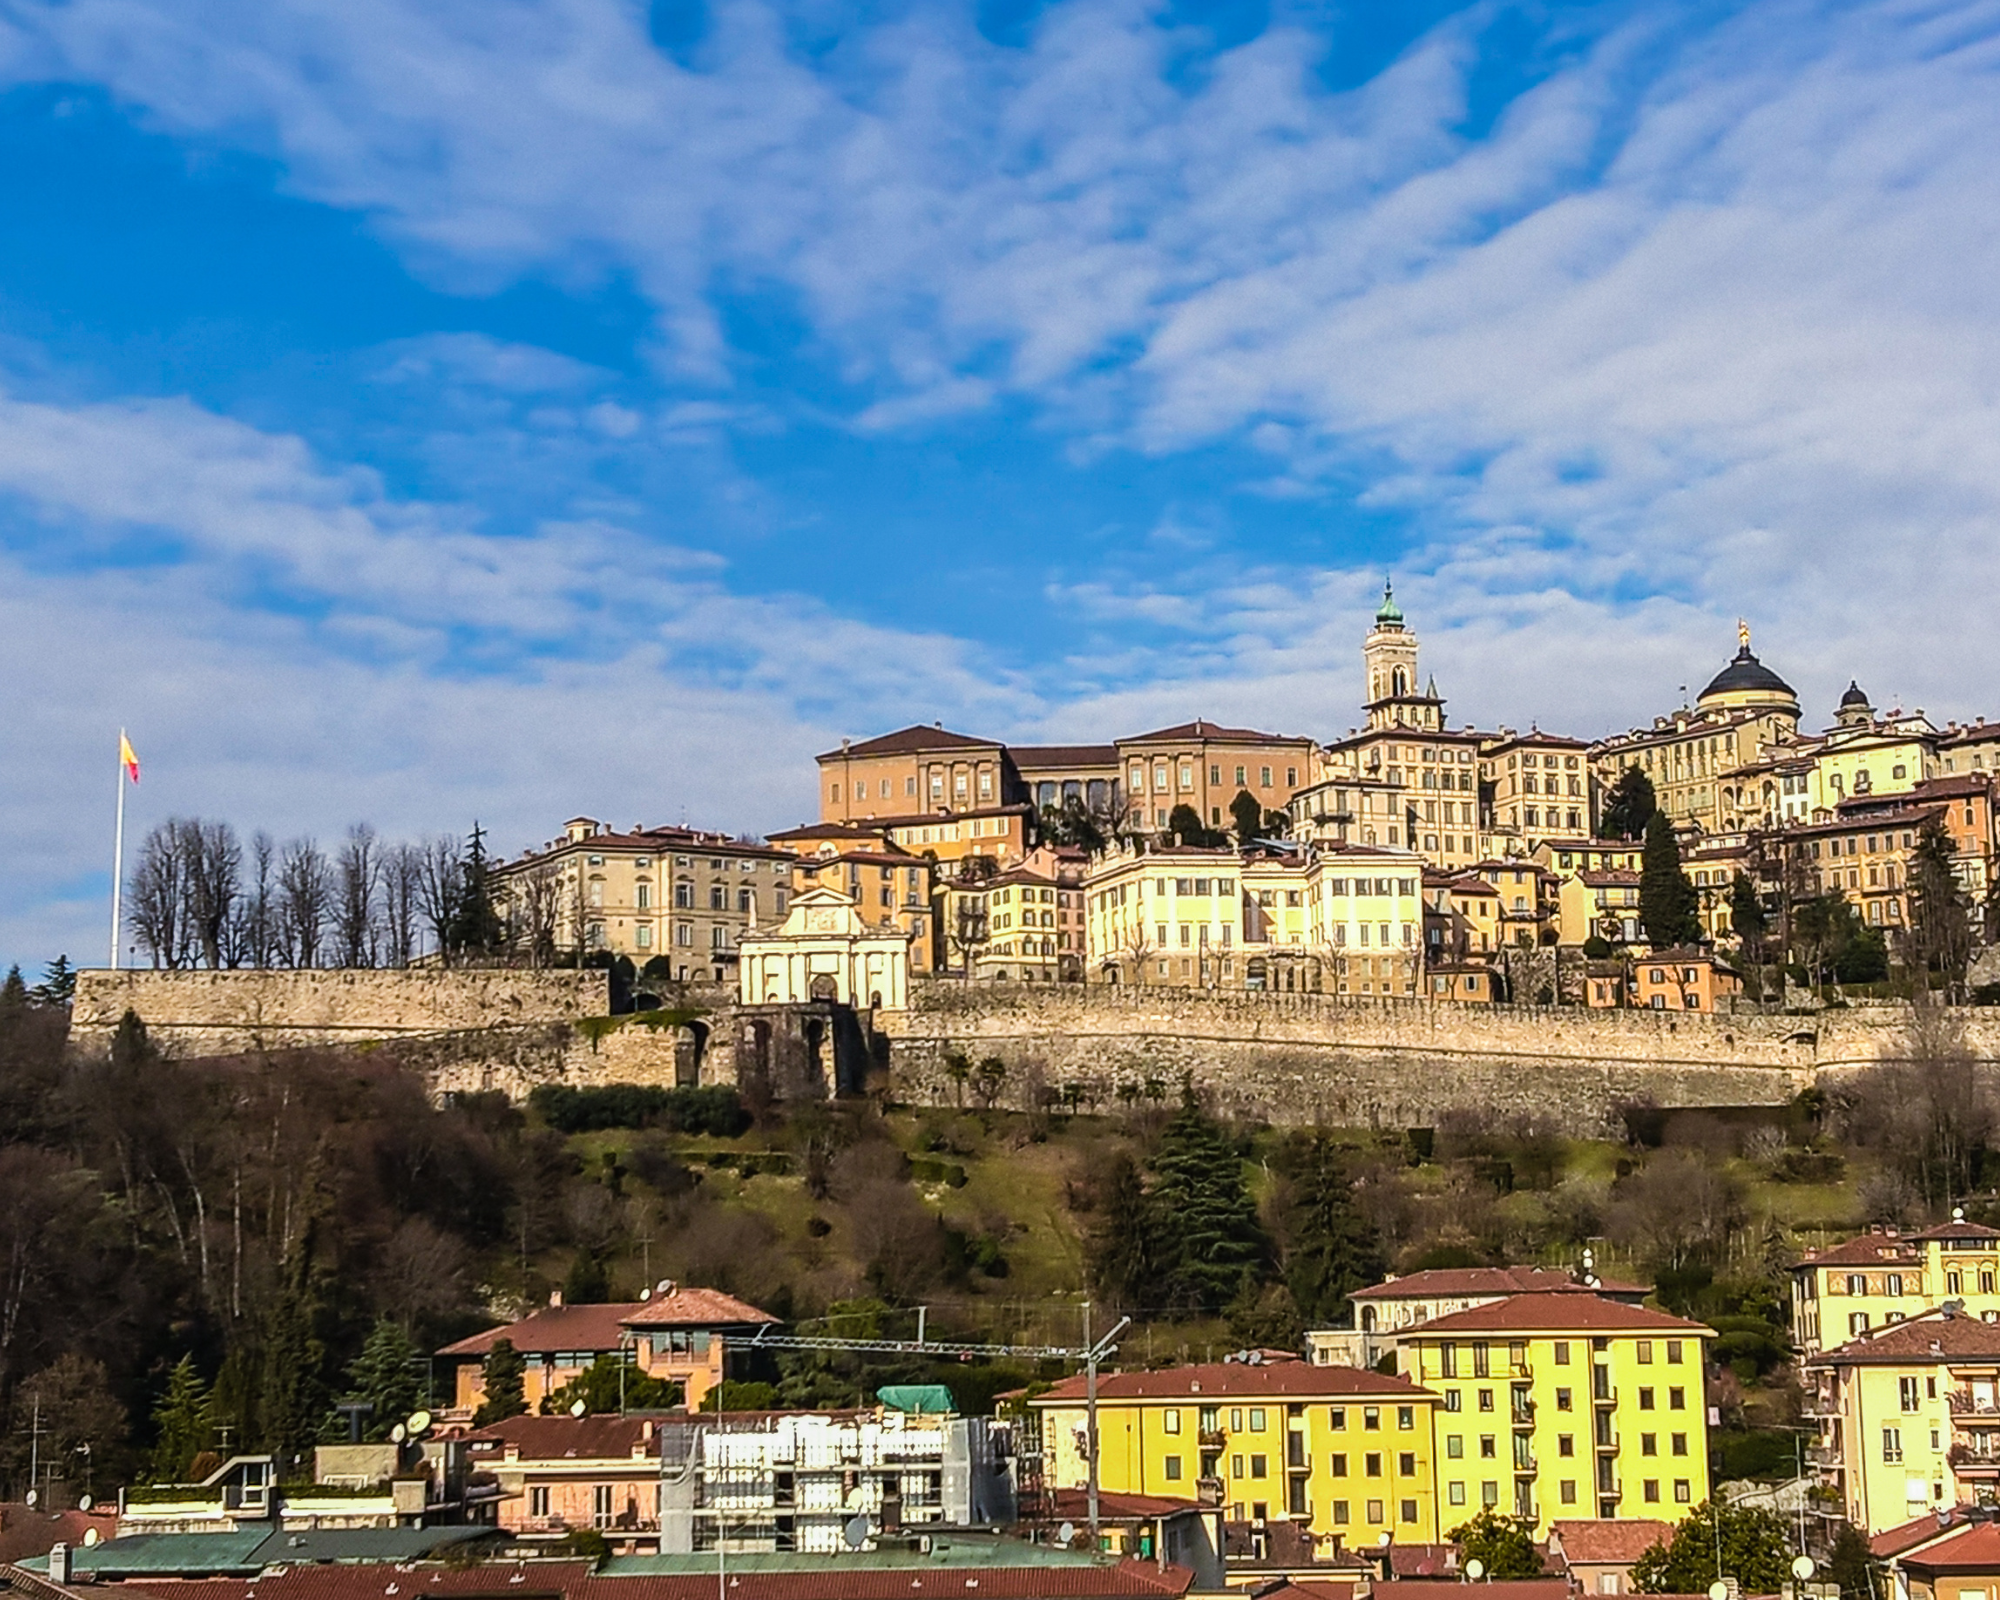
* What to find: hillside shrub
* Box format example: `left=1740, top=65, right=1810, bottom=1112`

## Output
left=529, top=1083, right=749, bottom=1136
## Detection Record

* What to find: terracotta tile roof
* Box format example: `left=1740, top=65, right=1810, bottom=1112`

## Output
left=1384, top=1543, right=1459, bottom=1578
left=765, top=822, right=889, bottom=842
left=1351, top=1267, right=1643, bottom=1302
left=1810, top=1309, right=2000, bottom=1366
left=0, top=1503, right=119, bottom=1564
left=438, top=1287, right=775, bottom=1358
left=819, top=726, right=1001, bottom=760
left=1548, top=1519, right=1673, bottom=1564
left=1898, top=1521, right=2000, bottom=1575
left=463, top=1415, right=657, bottom=1461
left=1011, top=745, right=1120, bottom=769
left=1576, top=869, right=1641, bottom=887
left=1029, top=1360, right=1429, bottom=1405
left=1794, top=1232, right=1923, bottom=1270
left=1398, top=1293, right=1710, bottom=1337
left=1042, top=1487, right=1204, bottom=1520
left=621, top=1285, right=779, bottom=1329
left=1871, top=1508, right=1974, bottom=1558
left=1910, top=1221, right=2000, bottom=1243
left=438, top=1302, right=643, bottom=1358
left=1122, top=721, right=1306, bottom=745
left=1914, top=775, right=1995, bottom=800
left=1370, top=1585, right=1569, bottom=1600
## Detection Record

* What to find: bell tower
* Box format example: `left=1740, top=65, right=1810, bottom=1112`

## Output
left=1363, top=581, right=1443, bottom=732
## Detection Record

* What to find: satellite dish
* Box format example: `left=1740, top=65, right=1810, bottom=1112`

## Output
left=24, top=1490, right=36, bottom=1508
left=1466, top=1559, right=1486, bottom=1582
left=407, top=1411, right=433, bottom=1438
left=1378, top=1532, right=1393, bottom=1548
left=1792, top=1558, right=1816, bottom=1582
left=1710, top=1583, right=1731, bottom=1600
left=1057, top=1522, right=1076, bottom=1546
left=843, top=1515, right=870, bottom=1550
left=78, top=1496, right=93, bottom=1513
left=570, top=1400, right=588, bottom=1419
left=390, top=1424, right=407, bottom=1443
left=83, top=1529, right=100, bottom=1547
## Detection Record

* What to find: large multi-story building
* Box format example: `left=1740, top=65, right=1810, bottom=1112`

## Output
left=1083, top=840, right=1425, bottom=994
left=1791, top=1219, right=2000, bottom=1356
left=1803, top=1306, right=2000, bottom=1534
left=1482, top=733, right=1595, bottom=849
left=1306, top=1267, right=1648, bottom=1370
left=787, top=845, right=938, bottom=973
left=1591, top=626, right=1804, bottom=836
left=1394, top=1295, right=1714, bottom=1534
left=1114, top=722, right=1318, bottom=835
left=494, top=819, right=795, bottom=981
left=1025, top=1358, right=1443, bottom=1551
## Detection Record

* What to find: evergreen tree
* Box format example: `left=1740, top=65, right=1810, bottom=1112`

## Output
left=1629, top=1500, right=1795, bottom=1594
left=564, top=1248, right=613, bottom=1305
left=1728, top=873, right=1767, bottom=942
left=1599, top=767, right=1656, bottom=840
left=1639, top=812, right=1701, bottom=949
left=261, top=1240, right=328, bottom=1473
left=1040, top=796, right=1106, bottom=853
left=31, top=954, right=76, bottom=1006
left=149, top=1355, right=213, bottom=1481
left=337, top=1319, right=424, bottom=1441
left=1147, top=1088, right=1267, bottom=1312
left=0, top=966, right=26, bottom=1019
left=447, top=823, right=505, bottom=960
left=1086, top=1153, right=1165, bottom=1310
left=540, top=1355, right=681, bottom=1415
left=473, top=1339, right=528, bottom=1427
left=1166, top=803, right=1224, bottom=847
left=1277, top=1133, right=1384, bottom=1327
left=1823, top=1521, right=1881, bottom=1600
left=1448, top=1509, right=1544, bottom=1579
left=1229, top=789, right=1264, bottom=844
left=1908, top=816, right=1973, bottom=1000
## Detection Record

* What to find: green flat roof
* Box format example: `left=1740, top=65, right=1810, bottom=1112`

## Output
left=600, top=1539, right=1102, bottom=1575
left=18, top=1525, right=497, bottom=1578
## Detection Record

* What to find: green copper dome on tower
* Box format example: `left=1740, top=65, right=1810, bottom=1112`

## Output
left=1374, top=579, right=1404, bottom=627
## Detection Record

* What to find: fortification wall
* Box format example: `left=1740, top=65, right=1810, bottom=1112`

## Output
left=67, top=968, right=2000, bottom=1137
left=72, top=967, right=610, bottom=1054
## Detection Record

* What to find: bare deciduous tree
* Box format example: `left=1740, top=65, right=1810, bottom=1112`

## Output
left=183, top=819, right=242, bottom=969
left=238, top=830, right=278, bottom=968
left=333, top=824, right=380, bottom=968
left=511, top=860, right=563, bottom=968
left=415, top=836, right=463, bottom=968
left=277, top=838, right=332, bottom=967
left=129, top=821, right=192, bottom=968
left=379, top=843, right=423, bottom=968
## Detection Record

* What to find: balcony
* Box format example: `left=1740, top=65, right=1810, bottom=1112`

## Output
left=1592, top=1385, right=1618, bottom=1407
left=1595, top=1432, right=1621, bottom=1453
left=1950, top=1444, right=2000, bottom=1474
left=1951, top=1391, right=2000, bottom=1418
left=1198, top=1429, right=1227, bottom=1448
left=1806, top=1444, right=1845, bottom=1470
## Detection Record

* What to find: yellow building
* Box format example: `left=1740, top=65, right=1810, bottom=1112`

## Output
left=1025, top=1359, right=1441, bottom=1549
left=1395, top=1294, right=1715, bottom=1534
left=1482, top=733, right=1595, bottom=851
left=1082, top=840, right=1425, bottom=994
left=1555, top=869, right=1641, bottom=949
left=1803, top=1307, right=2000, bottom=1534
left=1791, top=1219, right=2000, bottom=1356
left=494, top=818, right=795, bottom=980
left=787, top=846, right=938, bottom=972
left=1591, top=627, right=1803, bottom=836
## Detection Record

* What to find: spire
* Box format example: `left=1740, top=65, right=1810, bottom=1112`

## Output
left=1375, top=579, right=1404, bottom=628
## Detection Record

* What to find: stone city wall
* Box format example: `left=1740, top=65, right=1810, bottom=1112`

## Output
left=72, top=967, right=610, bottom=1054
left=65, top=968, right=2000, bottom=1136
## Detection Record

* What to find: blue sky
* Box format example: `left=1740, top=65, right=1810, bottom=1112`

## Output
left=6, top=0, right=2000, bottom=972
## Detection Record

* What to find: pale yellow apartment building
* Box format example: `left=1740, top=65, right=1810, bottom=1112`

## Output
left=494, top=818, right=795, bottom=981
left=1804, top=1307, right=2000, bottom=1533
left=1792, top=1219, right=2000, bottom=1356
left=1395, top=1295, right=1715, bottom=1534
left=1083, top=840, right=1425, bottom=994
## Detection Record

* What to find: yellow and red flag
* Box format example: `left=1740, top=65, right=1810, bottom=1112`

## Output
left=120, top=732, right=140, bottom=784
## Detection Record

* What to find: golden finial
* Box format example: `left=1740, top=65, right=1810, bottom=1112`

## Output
left=1737, top=618, right=1751, bottom=651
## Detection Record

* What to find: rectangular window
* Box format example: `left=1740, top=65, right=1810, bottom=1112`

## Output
left=529, top=1487, right=550, bottom=1518
left=1365, top=1453, right=1383, bottom=1477
left=1672, top=1433, right=1689, bottom=1457
left=1367, top=1499, right=1386, bottom=1524
left=1901, top=1377, right=1921, bottom=1413
left=1332, top=1453, right=1349, bottom=1477
left=1642, top=1434, right=1658, bottom=1457
left=1643, top=1480, right=1660, bottom=1504
left=1164, top=1456, right=1182, bottom=1481
left=1399, top=1453, right=1417, bottom=1476
left=1401, top=1499, right=1418, bottom=1525
left=1446, top=1437, right=1463, bottom=1459
left=1250, top=1455, right=1267, bottom=1480
left=1560, top=1480, right=1578, bottom=1505
left=1249, top=1408, right=1267, bottom=1431
left=1639, top=1387, right=1655, bottom=1410
left=1333, top=1500, right=1350, bottom=1526
left=1329, top=1407, right=1346, bottom=1431
left=1399, top=1405, right=1415, bottom=1431
left=1163, top=1410, right=1181, bottom=1434
left=1448, top=1481, right=1466, bottom=1506
left=1669, top=1387, right=1686, bottom=1410
left=1884, top=1427, right=1903, bottom=1464
left=1559, top=1436, right=1575, bottom=1458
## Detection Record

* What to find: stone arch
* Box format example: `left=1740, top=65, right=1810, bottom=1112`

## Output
left=674, top=1019, right=710, bottom=1087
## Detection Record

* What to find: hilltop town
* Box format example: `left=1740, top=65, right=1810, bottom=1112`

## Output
left=474, top=591, right=1999, bottom=1013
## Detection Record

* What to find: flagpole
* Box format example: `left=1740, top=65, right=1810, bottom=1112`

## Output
left=110, top=728, right=127, bottom=970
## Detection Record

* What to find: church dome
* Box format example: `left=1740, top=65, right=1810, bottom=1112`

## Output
left=1699, top=641, right=1796, bottom=708
left=1839, top=680, right=1870, bottom=709
left=1374, top=580, right=1404, bottom=628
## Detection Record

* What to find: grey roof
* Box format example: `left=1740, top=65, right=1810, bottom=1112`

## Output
left=19, top=1525, right=497, bottom=1578
left=1701, top=644, right=1796, bottom=702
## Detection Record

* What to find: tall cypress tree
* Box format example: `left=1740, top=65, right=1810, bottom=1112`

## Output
left=1598, top=768, right=1656, bottom=840
left=150, top=1355, right=213, bottom=1482
left=1148, top=1088, right=1266, bottom=1313
left=1279, top=1133, right=1383, bottom=1326
left=474, top=1339, right=528, bottom=1427
left=1908, top=816, right=1972, bottom=999
left=1086, top=1153, right=1166, bottom=1311
left=261, top=1239, right=327, bottom=1473
left=1640, top=812, right=1701, bottom=949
